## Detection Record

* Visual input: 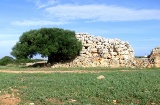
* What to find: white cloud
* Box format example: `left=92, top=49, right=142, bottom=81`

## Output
left=29, top=0, right=58, bottom=9
left=11, top=20, right=68, bottom=26
left=45, top=4, right=160, bottom=22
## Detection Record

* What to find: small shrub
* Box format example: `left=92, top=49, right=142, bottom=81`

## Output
left=0, top=56, right=15, bottom=66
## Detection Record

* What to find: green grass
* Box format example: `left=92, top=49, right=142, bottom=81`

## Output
left=1, top=65, right=160, bottom=71
left=0, top=70, right=160, bottom=104
left=54, top=66, right=160, bottom=71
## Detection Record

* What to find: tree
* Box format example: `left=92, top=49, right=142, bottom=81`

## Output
left=11, top=28, right=82, bottom=64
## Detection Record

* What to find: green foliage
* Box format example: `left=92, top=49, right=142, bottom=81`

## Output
left=11, top=28, right=82, bottom=63
left=0, top=70, right=160, bottom=104
left=0, top=56, right=15, bottom=66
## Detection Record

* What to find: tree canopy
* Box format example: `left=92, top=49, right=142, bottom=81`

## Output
left=11, top=28, right=82, bottom=64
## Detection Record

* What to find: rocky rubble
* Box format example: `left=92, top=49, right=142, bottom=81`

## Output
left=149, top=46, right=160, bottom=68
left=132, top=46, right=160, bottom=68
left=52, top=33, right=135, bottom=68
left=133, top=58, right=150, bottom=68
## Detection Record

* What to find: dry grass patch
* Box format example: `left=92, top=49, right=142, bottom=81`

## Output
left=47, top=98, right=63, bottom=104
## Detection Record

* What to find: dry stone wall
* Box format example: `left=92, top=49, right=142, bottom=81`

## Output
left=52, top=33, right=135, bottom=68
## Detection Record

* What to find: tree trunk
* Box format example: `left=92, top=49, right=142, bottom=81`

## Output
left=47, top=54, right=55, bottom=64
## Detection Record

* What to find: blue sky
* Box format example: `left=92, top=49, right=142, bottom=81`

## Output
left=0, top=0, right=160, bottom=58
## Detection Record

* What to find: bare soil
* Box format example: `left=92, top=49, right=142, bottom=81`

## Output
left=0, top=89, right=21, bottom=105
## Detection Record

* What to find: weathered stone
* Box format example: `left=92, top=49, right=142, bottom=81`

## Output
left=97, top=75, right=105, bottom=79
left=110, top=52, right=117, bottom=56
left=51, top=33, right=135, bottom=68
left=149, top=46, right=160, bottom=68
left=110, top=58, right=119, bottom=68
left=29, top=103, right=35, bottom=105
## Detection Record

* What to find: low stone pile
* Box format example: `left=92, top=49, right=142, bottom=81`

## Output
left=133, top=58, right=150, bottom=68
left=52, top=33, right=135, bottom=68
left=149, top=46, right=160, bottom=68
left=132, top=46, right=160, bottom=68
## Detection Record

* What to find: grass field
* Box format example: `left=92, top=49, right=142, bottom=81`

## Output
left=1, top=65, right=160, bottom=71
left=0, top=68, right=160, bottom=105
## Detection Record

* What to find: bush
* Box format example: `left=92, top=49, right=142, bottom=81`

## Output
left=0, top=56, right=15, bottom=66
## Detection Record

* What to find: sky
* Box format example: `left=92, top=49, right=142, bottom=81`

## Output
left=0, top=0, right=160, bottom=58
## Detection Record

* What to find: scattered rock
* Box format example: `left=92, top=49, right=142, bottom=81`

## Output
left=69, top=99, right=76, bottom=102
left=29, top=103, right=35, bottom=105
left=151, top=102, right=156, bottom=105
left=97, top=75, right=105, bottom=79
left=113, top=100, right=117, bottom=104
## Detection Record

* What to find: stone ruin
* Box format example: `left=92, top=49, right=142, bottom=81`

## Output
left=52, top=33, right=135, bottom=68
left=24, top=33, right=159, bottom=68
left=148, top=46, right=160, bottom=68
left=132, top=46, right=160, bottom=68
